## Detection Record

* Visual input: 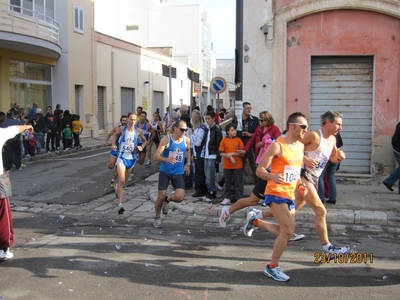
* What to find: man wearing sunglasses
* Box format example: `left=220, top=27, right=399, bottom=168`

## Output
left=153, top=120, right=191, bottom=228
left=296, top=110, right=348, bottom=255
left=243, top=112, right=308, bottom=282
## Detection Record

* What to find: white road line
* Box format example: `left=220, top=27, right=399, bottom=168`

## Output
left=54, top=151, right=109, bottom=160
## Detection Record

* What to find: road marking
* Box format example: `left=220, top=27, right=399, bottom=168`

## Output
left=55, top=151, right=109, bottom=160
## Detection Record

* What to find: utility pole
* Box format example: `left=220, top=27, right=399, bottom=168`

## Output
left=235, top=0, right=243, bottom=134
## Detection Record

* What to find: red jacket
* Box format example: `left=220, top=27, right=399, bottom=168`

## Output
left=244, top=124, right=281, bottom=157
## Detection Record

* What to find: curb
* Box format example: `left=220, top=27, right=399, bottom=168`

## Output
left=147, top=188, right=400, bottom=226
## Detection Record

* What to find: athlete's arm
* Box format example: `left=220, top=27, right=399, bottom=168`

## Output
left=256, top=142, right=283, bottom=184
left=300, top=131, right=320, bottom=169
left=105, top=126, right=117, bottom=146
left=137, top=128, right=148, bottom=151
left=112, top=127, right=123, bottom=150
left=329, top=136, right=346, bottom=163
left=184, top=136, right=191, bottom=175
left=153, top=136, right=176, bottom=164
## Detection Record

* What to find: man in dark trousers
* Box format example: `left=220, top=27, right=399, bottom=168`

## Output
left=240, top=102, right=260, bottom=183
left=44, top=106, right=56, bottom=153
left=383, top=121, right=400, bottom=193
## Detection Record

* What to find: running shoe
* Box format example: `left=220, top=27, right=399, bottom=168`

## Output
left=263, top=265, right=290, bottom=282
left=219, top=206, right=230, bottom=228
left=289, top=233, right=305, bottom=242
left=243, top=211, right=256, bottom=237
left=162, top=196, right=169, bottom=215
left=153, top=217, right=163, bottom=228
left=325, top=244, right=349, bottom=254
left=220, top=198, right=231, bottom=206
left=145, top=160, right=151, bottom=166
left=114, top=183, right=118, bottom=199
left=110, top=180, right=115, bottom=188
left=249, top=207, right=263, bottom=219
left=117, top=203, right=125, bottom=215
left=0, top=248, right=13, bottom=260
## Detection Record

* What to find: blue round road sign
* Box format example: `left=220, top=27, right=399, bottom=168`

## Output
left=210, top=76, right=227, bottom=94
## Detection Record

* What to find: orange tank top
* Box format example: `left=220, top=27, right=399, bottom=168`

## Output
left=265, top=137, right=303, bottom=200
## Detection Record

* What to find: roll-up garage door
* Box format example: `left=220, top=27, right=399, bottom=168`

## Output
left=310, top=56, right=373, bottom=174
left=121, top=87, right=135, bottom=115
left=97, top=86, right=105, bottom=130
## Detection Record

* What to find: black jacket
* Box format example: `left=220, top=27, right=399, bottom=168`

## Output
left=205, top=123, right=222, bottom=161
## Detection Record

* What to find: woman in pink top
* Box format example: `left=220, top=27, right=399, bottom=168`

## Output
left=244, top=111, right=281, bottom=159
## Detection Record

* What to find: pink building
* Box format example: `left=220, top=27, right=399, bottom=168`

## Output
left=244, top=0, right=400, bottom=177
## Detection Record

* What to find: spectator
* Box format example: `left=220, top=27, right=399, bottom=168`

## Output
left=244, top=111, right=281, bottom=159
left=1, top=111, right=22, bottom=171
left=203, top=111, right=222, bottom=202
left=8, top=102, right=19, bottom=114
left=26, top=103, right=38, bottom=121
left=71, top=115, right=84, bottom=148
left=62, top=122, right=73, bottom=150
left=54, top=104, right=62, bottom=117
left=180, top=113, right=193, bottom=189
left=18, top=108, right=26, bottom=123
left=55, top=110, right=63, bottom=152
left=32, top=109, right=45, bottom=154
left=383, top=121, right=400, bottom=194
left=0, top=123, right=33, bottom=260
left=191, top=110, right=207, bottom=197
left=219, top=123, right=244, bottom=206
left=22, top=123, right=36, bottom=157
left=0, top=112, right=6, bottom=127
left=44, top=106, right=56, bottom=153
left=237, top=102, right=260, bottom=183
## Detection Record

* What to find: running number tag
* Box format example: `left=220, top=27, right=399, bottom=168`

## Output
left=120, top=142, right=134, bottom=153
left=169, top=150, right=183, bottom=162
left=283, top=166, right=300, bottom=183
left=315, top=155, right=329, bottom=170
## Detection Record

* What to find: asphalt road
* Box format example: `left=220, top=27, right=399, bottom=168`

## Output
left=8, top=148, right=159, bottom=205
left=2, top=148, right=400, bottom=299
left=2, top=211, right=400, bottom=300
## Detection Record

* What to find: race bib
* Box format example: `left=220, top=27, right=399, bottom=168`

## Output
left=120, top=142, right=134, bottom=153
left=283, top=166, right=300, bottom=183
left=169, top=150, right=183, bottom=162
left=315, top=155, right=329, bottom=170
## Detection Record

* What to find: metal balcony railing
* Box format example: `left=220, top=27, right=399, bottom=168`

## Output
left=0, top=3, right=59, bottom=45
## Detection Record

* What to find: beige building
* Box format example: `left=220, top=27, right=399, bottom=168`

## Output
left=0, top=0, right=191, bottom=138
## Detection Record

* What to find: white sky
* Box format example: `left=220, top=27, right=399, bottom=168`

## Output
left=166, top=0, right=236, bottom=59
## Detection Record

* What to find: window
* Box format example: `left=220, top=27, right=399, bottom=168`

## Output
left=74, top=5, right=84, bottom=33
left=9, top=0, right=55, bottom=24
left=9, top=60, right=52, bottom=110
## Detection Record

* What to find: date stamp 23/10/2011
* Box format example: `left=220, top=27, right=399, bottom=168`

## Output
left=314, top=252, right=374, bottom=264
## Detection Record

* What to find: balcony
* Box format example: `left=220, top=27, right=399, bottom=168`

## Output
left=0, top=3, right=61, bottom=58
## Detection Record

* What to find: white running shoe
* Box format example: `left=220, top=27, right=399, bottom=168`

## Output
left=220, top=198, right=231, bottom=206
left=325, top=244, right=349, bottom=254
left=145, top=160, right=151, bottom=166
left=0, top=248, right=13, bottom=260
left=219, top=206, right=230, bottom=228
left=264, top=264, right=290, bottom=282
left=243, top=211, right=257, bottom=237
left=289, top=233, right=305, bottom=242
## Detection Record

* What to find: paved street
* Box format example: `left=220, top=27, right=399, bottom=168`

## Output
left=1, top=138, right=400, bottom=299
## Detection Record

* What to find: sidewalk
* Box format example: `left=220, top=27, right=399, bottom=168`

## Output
left=22, top=135, right=400, bottom=227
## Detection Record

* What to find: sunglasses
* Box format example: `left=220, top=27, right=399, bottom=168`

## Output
left=179, top=128, right=188, bottom=132
left=291, top=123, right=308, bottom=129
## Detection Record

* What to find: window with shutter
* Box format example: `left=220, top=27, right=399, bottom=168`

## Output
left=74, top=5, right=84, bottom=33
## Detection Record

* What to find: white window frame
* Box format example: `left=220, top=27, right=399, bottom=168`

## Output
left=74, top=4, right=84, bottom=33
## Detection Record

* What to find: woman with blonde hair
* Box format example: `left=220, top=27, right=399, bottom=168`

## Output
left=190, top=110, right=207, bottom=197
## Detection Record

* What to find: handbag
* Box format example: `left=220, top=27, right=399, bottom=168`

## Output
left=0, top=172, right=12, bottom=198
